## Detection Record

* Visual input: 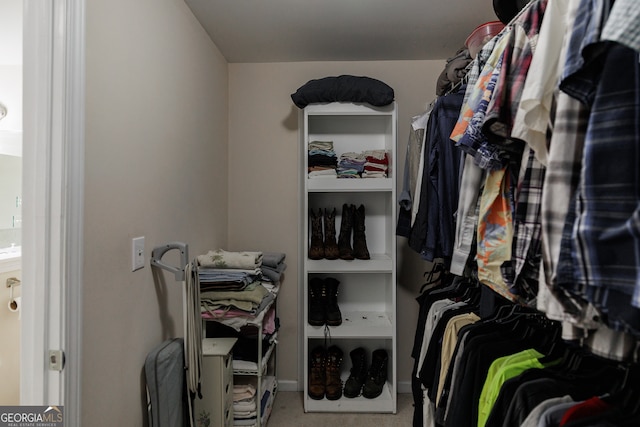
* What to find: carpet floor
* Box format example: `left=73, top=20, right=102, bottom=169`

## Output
left=266, top=392, right=415, bottom=426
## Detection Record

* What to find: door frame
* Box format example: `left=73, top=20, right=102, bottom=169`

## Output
left=22, top=0, right=84, bottom=424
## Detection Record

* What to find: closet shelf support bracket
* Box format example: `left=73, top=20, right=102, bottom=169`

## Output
left=150, top=242, right=189, bottom=281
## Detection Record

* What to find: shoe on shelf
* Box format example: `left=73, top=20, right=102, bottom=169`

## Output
left=309, top=208, right=325, bottom=260
left=308, top=346, right=326, bottom=400
left=362, top=349, right=388, bottom=399
left=324, top=277, right=342, bottom=326
left=344, top=347, right=367, bottom=398
left=323, top=207, right=340, bottom=260
left=352, top=204, right=370, bottom=260
left=308, top=278, right=326, bottom=326
left=338, top=203, right=354, bottom=260
left=324, top=345, right=344, bottom=400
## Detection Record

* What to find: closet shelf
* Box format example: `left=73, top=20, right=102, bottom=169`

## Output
left=304, top=382, right=395, bottom=413
left=232, top=331, right=278, bottom=376
left=306, top=256, right=393, bottom=273
left=307, top=178, right=393, bottom=192
left=306, top=311, right=393, bottom=338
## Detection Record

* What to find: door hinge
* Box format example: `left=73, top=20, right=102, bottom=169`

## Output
left=48, top=350, right=65, bottom=371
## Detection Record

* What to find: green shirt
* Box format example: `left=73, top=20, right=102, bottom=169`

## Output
left=477, top=348, right=545, bottom=427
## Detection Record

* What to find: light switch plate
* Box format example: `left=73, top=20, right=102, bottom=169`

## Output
left=132, top=236, right=145, bottom=271
left=48, top=350, right=64, bottom=371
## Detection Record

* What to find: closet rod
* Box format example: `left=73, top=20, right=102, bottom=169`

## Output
left=150, top=242, right=189, bottom=281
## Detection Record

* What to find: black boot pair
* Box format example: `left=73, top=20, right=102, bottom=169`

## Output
left=309, top=208, right=339, bottom=260
left=308, top=277, right=341, bottom=326
left=308, top=345, right=343, bottom=400
left=337, top=203, right=370, bottom=260
left=343, top=348, right=388, bottom=399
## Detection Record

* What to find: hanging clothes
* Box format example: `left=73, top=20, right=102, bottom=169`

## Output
left=408, top=86, right=466, bottom=266
left=398, top=107, right=433, bottom=237
left=406, top=1, right=640, bottom=426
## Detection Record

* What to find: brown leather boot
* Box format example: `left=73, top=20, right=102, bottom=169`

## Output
left=352, top=204, right=370, bottom=260
left=323, top=208, right=340, bottom=260
left=308, top=346, right=326, bottom=400
left=325, top=345, right=343, bottom=400
left=338, top=204, right=354, bottom=260
left=309, top=208, right=325, bottom=260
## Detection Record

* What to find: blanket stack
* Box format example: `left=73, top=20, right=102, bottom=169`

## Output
left=232, top=377, right=277, bottom=427
left=233, top=383, right=257, bottom=426
left=198, top=248, right=285, bottom=327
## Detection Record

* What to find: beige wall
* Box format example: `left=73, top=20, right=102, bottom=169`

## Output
left=228, top=60, right=445, bottom=388
left=83, top=0, right=451, bottom=421
left=83, top=0, right=228, bottom=425
left=0, top=269, right=20, bottom=405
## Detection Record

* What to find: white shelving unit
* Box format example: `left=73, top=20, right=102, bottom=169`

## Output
left=300, top=102, right=397, bottom=413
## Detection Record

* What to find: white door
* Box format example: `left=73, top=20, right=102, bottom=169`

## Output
left=21, top=0, right=84, bottom=425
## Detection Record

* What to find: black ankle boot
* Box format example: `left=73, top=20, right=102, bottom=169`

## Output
left=344, top=347, right=367, bottom=398
left=308, top=278, right=326, bottom=326
left=324, top=277, right=342, bottom=326
left=362, top=349, right=388, bottom=398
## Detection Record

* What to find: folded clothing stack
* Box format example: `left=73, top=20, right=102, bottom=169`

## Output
left=233, top=383, right=257, bottom=425
left=197, top=249, right=276, bottom=320
left=362, top=149, right=389, bottom=178
left=337, top=149, right=389, bottom=178
left=337, top=151, right=366, bottom=178
left=260, top=252, right=286, bottom=286
left=308, top=140, right=337, bottom=178
left=233, top=376, right=277, bottom=426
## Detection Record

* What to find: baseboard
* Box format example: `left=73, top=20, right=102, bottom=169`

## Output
left=397, top=381, right=412, bottom=394
left=276, top=380, right=300, bottom=392
left=276, top=380, right=413, bottom=394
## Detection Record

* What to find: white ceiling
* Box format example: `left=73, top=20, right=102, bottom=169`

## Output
left=184, top=0, right=500, bottom=63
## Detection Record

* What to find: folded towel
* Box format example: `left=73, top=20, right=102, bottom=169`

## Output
left=234, top=400, right=257, bottom=412
left=308, top=140, right=334, bottom=151
left=233, top=383, right=256, bottom=400
left=198, top=249, right=263, bottom=270
left=234, top=410, right=257, bottom=418
left=363, top=149, right=388, bottom=160
left=261, top=263, right=287, bottom=283
left=362, top=171, right=387, bottom=178
left=308, top=169, right=338, bottom=178
left=262, top=252, right=286, bottom=268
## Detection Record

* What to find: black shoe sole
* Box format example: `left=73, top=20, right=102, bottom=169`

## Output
left=362, top=389, right=383, bottom=399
